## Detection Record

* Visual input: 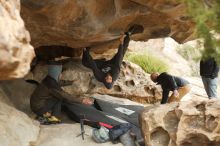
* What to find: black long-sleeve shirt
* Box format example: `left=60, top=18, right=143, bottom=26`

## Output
left=82, top=35, right=130, bottom=89
left=83, top=49, right=121, bottom=89
left=156, top=72, right=189, bottom=104
left=200, top=58, right=219, bottom=78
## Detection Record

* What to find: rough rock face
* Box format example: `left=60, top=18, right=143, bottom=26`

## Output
left=20, top=0, right=194, bottom=57
left=27, top=60, right=162, bottom=104
left=0, top=79, right=37, bottom=114
left=0, top=0, right=35, bottom=80
left=0, top=88, right=39, bottom=146
left=141, top=99, right=220, bottom=146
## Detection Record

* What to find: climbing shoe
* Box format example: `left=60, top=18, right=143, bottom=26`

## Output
left=47, top=116, right=61, bottom=124
left=36, top=114, right=61, bottom=125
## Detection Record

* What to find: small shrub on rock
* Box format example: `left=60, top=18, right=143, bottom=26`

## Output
left=125, top=53, right=169, bottom=73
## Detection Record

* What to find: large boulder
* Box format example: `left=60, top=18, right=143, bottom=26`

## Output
left=0, top=88, right=39, bottom=146
left=20, top=0, right=194, bottom=58
left=0, top=79, right=37, bottom=114
left=140, top=99, right=220, bottom=146
left=0, top=0, right=35, bottom=80
left=28, top=60, right=162, bottom=104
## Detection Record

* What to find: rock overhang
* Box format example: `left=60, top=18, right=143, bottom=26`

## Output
left=20, top=0, right=195, bottom=57
left=0, top=0, right=196, bottom=80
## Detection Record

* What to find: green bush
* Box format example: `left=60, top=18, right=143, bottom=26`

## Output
left=181, top=0, right=220, bottom=62
left=125, top=53, right=169, bottom=74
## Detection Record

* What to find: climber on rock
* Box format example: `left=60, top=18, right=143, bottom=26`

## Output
left=150, top=72, right=191, bottom=104
left=82, top=32, right=130, bottom=89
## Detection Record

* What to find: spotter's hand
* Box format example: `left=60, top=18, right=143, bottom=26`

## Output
left=82, top=98, right=94, bottom=105
left=173, top=90, right=179, bottom=98
left=120, top=34, right=126, bottom=44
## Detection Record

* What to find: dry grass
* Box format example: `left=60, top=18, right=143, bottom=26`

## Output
left=125, top=53, right=169, bottom=74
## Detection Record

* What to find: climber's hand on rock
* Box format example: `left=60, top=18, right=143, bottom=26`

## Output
left=82, top=98, right=94, bottom=105
left=173, top=90, right=179, bottom=98
left=120, top=34, right=126, bottom=44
